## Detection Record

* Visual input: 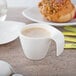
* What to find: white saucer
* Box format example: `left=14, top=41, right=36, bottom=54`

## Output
left=0, top=21, right=26, bottom=44
left=23, top=7, right=76, bottom=26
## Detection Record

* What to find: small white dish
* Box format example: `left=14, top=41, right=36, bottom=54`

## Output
left=12, top=74, right=23, bottom=76
left=0, top=60, right=14, bottom=76
left=0, top=60, right=23, bottom=76
left=0, top=21, right=26, bottom=44
left=23, top=7, right=76, bottom=26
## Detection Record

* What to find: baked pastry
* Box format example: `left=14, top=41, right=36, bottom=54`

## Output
left=74, top=7, right=76, bottom=19
left=38, top=0, right=76, bottom=23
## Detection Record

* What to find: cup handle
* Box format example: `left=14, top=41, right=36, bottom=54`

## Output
left=51, top=27, right=64, bottom=56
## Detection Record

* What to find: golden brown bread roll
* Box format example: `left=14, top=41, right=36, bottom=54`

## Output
left=75, top=5, right=76, bottom=18
left=38, top=0, right=76, bottom=23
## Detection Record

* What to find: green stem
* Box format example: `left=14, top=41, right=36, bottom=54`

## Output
left=64, top=26, right=76, bottom=32
left=65, top=36, right=76, bottom=42
left=64, top=43, right=76, bottom=49
left=63, top=32, right=76, bottom=36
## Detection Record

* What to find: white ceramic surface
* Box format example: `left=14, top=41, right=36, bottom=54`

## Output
left=0, top=21, right=25, bottom=44
left=0, top=60, right=14, bottom=76
left=23, top=7, right=76, bottom=26
left=0, top=15, right=7, bottom=21
left=12, top=74, right=23, bottom=76
left=19, top=23, right=64, bottom=60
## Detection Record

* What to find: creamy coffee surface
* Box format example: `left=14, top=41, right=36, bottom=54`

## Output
left=22, top=27, right=51, bottom=38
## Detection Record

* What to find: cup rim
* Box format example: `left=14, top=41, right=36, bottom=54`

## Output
left=19, top=23, right=61, bottom=39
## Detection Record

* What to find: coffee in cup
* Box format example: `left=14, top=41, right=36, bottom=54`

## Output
left=22, top=27, right=51, bottom=38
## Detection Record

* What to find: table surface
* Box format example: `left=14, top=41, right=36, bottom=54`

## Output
left=0, top=8, right=76, bottom=76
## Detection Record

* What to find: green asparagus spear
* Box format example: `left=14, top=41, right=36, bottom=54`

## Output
left=65, top=36, right=76, bottom=42
left=63, top=32, right=76, bottom=36
left=64, top=26, right=76, bottom=32
left=64, top=43, right=76, bottom=49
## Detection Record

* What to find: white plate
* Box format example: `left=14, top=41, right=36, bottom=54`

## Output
left=0, top=21, right=26, bottom=44
left=23, top=7, right=76, bottom=26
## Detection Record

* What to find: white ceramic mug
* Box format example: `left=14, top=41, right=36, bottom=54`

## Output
left=19, top=23, right=64, bottom=60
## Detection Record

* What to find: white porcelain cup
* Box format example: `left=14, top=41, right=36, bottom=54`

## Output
left=19, top=23, right=64, bottom=60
